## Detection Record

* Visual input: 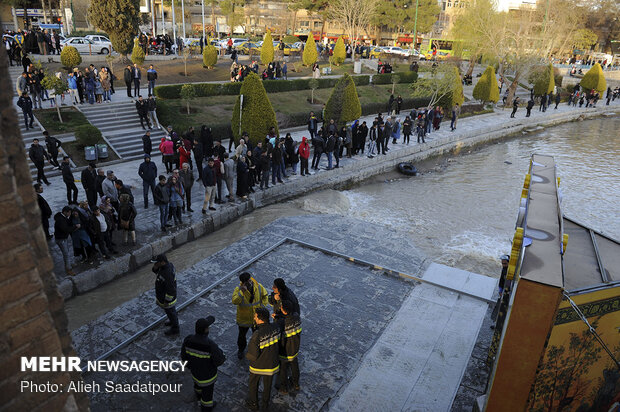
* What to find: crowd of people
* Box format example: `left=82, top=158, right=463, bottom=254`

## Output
left=3, top=28, right=62, bottom=62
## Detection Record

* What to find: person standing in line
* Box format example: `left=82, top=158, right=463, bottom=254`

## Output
left=132, top=63, right=142, bottom=97
left=232, top=272, right=270, bottom=360
left=298, top=137, right=310, bottom=176
left=307, top=111, right=318, bottom=140
left=450, top=103, right=460, bottom=131
left=118, top=193, right=137, bottom=245
left=43, top=131, right=61, bottom=169
left=17, top=92, right=34, bottom=129
left=151, top=254, right=179, bottom=335
left=276, top=300, right=302, bottom=395
left=554, top=92, right=561, bottom=109
left=138, top=154, right=157, bottom=209
left=34, top=183, right=52, bottom=239
left=89, top=206, right=112, bottom=259
left=402, top=116, right=412, bottom=144
left=311, top=131, right=324, bottom=170
left=179, top=162, right=194, bottom=212
left=81, top=162, right=98, bottom=209
left=154, top=175, right=171, bottom=232
left=136, top=95, right=152, bottom=130
left=102, top=171, right=119, bottom=210
left=181, top=316, right=226, bottom=412
left=367, top=123, right=377, bottom=156
left=143, top=131, right=152, bottom=156
left=60, top=156, right=78, bottom=204
left=259, top=150, right=270, bottom=190
left=201, top=157, right=217, bottom=213
left=245, top=307, right=280, bottom=411
left=223, top=152, right=235, bottom=201
left=147, top=94, right=160, bottom=129
left=396, top=94, right=403, bottom=114
left=168, top=175, right=184, bottom=225
left=526, top=98, right=534, bottom=117
left=147, top=64, right=157, bottom=96
left=95, top=169, right=106, bottom=198
left=416, top=114, right=426, bottom=144
left=54, top=206, right=77, bottom=276
left=510, top=97, right=520, bottom=118
left=123, top=65, right=132, bottom=97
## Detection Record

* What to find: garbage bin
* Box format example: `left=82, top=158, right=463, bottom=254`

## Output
left=354, top=61, right=362, bottom=74
left=96, top=144, right=109, bottom=159
left=84, top=146, right=97, bottom=161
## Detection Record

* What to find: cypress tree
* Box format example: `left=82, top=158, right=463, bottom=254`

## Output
left=303, top=34, right=318, bottom=67
left=131, top=42, right=145, bottom=65
left=203, top=44, right=218, bottom=68
left=473, top=65, right=499, bottom=104
left=261, top=30, right=274, bottom=65
left=532, top=63, right=555, bottom=96
left=231, top=72, right=278, bottom=146
left=324, top=73, right=362, bottom=126
left=331, top=37, right=346, bottom=66
left=580, top=63, right=607, bottom=94
left=89, top=0, right=140, bottom=56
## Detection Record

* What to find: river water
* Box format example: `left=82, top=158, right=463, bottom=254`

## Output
left=65, top=117, right=620, bottom=330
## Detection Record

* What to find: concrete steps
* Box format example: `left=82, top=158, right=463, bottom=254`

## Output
left=9, top=65, right=22, bottom=96
left=78, top=101, right=166, bottom=161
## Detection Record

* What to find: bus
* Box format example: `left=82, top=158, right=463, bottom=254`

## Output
left=419, top=38, right=468, bottom=59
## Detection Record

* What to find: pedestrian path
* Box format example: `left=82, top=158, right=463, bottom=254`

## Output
left=78, top=99, right=167, bottom=161
left=8, top=64, right=22, bottom=96
left=329, top=263, right=496, bottom=411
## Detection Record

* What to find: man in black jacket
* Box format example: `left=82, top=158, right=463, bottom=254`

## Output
left=138, top=154, right=157, bottom=208
left=142, top=131, right=152, bottom=156
left=246, top=307, right=280, bottom=411
left=277, top=300, right=302, bottom=394
left=358, top=121, right=368, bottom=154
left=114, top=179, right=134, bottom=204
left=136, top=95, right=152, bottom=130
left=307, top=111, right=318, bottom=139
left=311, top=131, right=324, bottom=170
left=147, top=95, right=160, bottom=129
left=95, top=168, right=106, bottom=198
left=201, top=158, right=217, bottom=213
left=29, top=138, right=50, bottom=185
left=17, top=92, right=34, bottom=130
left=81, top=162, right=98, bottom=209
left=43, top=131, right=61, bottom=168
left=54, top=206, right=77, bottom=276
left=34, top=183, right=52, bottom=239
left=154, top=175, right=171, bottom=231
left=123, top=65, right=132, bottom=97
left=152, top=254, right=179, bottom=335
left=132, top=63, right=142, bottom=97
left=181, top=316, right=226, bottom=412
left=60, top=156, right=78, bottom=204
left=269, top=278, right=300, bottom=321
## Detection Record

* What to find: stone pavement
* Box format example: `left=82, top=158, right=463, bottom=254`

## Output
left=42, top=100, right=618, bottom=299
left=71, top=215, right=494, bottom=411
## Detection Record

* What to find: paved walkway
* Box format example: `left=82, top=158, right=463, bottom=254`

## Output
left=40, top=100, right=619, bottom=286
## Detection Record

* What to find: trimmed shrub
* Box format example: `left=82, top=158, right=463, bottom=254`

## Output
left=203, top=44, right=218, bottom=68
left=580, top=63, right=606, bottom=94
left=331, top=37, right=346, bottom=66
left=473, top=65, right=499, bottom=104
left=231, top=72, right=278, bottom=145
left=131, top=43, right=145, bottom=65
left=372, top=72, right=418, bottom=85
left=75, top=124, right=102, bottom=148
left=261, top=30, right=274, bottom=65
left=303, top=35, right=318, bottom=67
left=60, top=46, right=82, bottom=68
left=324, top=73, right=361, bottom=127
left=531, top=63, right=555, bottom=96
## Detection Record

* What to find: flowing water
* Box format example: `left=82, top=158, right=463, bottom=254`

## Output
left=65, top=117, right=620, bottom=330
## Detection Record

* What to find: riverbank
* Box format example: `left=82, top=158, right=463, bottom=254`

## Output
left=49, top=103, right=618, bottom=300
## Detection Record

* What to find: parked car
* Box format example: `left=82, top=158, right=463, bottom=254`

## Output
left=238, top=41, right=261, bottom=55
left=383, top=46, right=410, bottom=57
left=61, top=37, right=110, bottom=54
left=283, top=42, right=303, bottom=56
left=368, top=46, right=383, bottom=59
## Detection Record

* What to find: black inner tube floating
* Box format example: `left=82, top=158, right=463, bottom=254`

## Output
left=398, top=162, right=418, bottom=176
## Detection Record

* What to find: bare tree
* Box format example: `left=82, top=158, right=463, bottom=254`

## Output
left=328, top=0, right=379, bottom=44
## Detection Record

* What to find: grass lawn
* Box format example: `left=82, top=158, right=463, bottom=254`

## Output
left=35, top=106, right=90, bottom=134
left=158, top=83, right=416, bottom=133
left=34, top=106, right=119, bottom=166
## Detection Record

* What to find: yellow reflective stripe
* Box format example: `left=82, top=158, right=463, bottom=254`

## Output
left=193, top=373, right=217, bottom=385
left=285, top=326, right=302, bottom=337
left=187, top=350, right=211, bottom=358
left=200, top=399, right=214, bottom=406
left=157, top=298, right=177, bottom=307
left=249, top=365, right=279, bottom=375
left=259, top=337, right=280, bottom=349
left=279, top=353, right=298, bottom=361
left=165, top=294, right=175, bottom=299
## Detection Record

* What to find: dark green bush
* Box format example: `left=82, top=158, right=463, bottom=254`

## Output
left=155, top=85, right=183, bottom=99
left=75, top=125, right=102, bottom=148
left=372, top=72, right=418, bottom=85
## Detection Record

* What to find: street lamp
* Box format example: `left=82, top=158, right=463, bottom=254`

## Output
left=412, top=0, right=419, bottom=50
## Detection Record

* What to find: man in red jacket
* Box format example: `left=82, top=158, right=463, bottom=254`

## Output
left=298, top=137, right=310, bottom=176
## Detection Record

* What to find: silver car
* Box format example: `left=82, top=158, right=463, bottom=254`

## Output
left=62, top=37, right=110, bottom=54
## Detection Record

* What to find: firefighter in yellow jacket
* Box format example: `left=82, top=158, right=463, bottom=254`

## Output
left=232, top=272, right=270, bottom=359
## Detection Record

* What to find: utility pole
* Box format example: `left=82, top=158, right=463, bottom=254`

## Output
left=181, top=0, right=186, bottom=39
left=201, top=0, right=206, bottom=41
left=151, top=0, right=156, bottom=36
left=161, top=0, right=166, bottom=35
left=412, top=0, right=419, bottom=50
left=172, top=0, right=177, bottom=52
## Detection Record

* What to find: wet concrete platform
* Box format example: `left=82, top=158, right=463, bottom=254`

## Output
left=71, top=216, right=494, bottom=411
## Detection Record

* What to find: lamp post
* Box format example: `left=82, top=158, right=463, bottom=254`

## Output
left=172, top=0, right=177, bottom=52
left=181, top=0, right=186, bottom=39
left=201, top=0, right=205, bottom=41
left=412, top=0, right=419, bottom=50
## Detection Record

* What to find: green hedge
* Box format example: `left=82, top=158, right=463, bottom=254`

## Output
left=154, top=75, right=371, bottom=99
left=372, top=72, right=419, bottom=85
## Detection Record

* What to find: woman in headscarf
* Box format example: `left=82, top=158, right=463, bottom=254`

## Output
left=118, top=193, right=137, bottom=246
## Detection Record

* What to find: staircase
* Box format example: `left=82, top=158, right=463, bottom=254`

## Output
left=79, top=100, right=166, bottom=161
left=8, top=64, right=22, bottom=96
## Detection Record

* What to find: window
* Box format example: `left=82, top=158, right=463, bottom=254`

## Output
left=300, top=21, right=309, bottom=27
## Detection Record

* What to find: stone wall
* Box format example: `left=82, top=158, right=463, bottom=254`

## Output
left=0, top=48, right=88, bottom=410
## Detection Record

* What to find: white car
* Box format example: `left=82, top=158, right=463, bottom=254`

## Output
left=62, top=37, right=110, bottom=54
left=383, top=46, right=411, bottom=57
